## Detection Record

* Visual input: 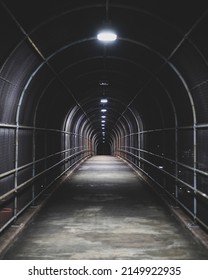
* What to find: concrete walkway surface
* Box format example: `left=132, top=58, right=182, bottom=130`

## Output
left=3, top=156, right=208, bottom=259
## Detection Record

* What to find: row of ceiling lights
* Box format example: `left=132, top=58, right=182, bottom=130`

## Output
left=97, top=28, right=117, bottom=143
left=100, top=98, right=108, bottom=143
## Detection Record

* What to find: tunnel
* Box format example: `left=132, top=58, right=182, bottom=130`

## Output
left=1, top=0, right=208, bottom=259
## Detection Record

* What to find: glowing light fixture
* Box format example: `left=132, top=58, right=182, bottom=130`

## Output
left=101, top=115, right=106, bottom=119
left=101, top=109, right=107, bottom=113
left=97, top=30, right=117, bottom=42
left=99, top=81, right=109, bottom=86
left=101, top=120, right=106, bottom=123
left=100, top=98, right=108, bottom=103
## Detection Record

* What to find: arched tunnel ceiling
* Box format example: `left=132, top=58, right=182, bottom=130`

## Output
left=1, top=0, right=208, bottom=143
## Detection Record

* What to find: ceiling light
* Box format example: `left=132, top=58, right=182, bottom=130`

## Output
left=101, top=109, right=107, bottom=113
left=101, top=115, right=106, bottom=119
left=101, top=120, right=106, bottom=123
left=99, top=81, right=109, bottom=86
left=97, top=30, right=117, bottom=42
left=100, top=98, right=108, bottom=103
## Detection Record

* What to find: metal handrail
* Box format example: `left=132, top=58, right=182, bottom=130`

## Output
left=119, top=146, right=208, bottom=177
left=118, top=149, right=208, bottom=200
left=0, top=149, right=90, bottom=201
left=0, top=146, right=87, bottom=180
left=118, top=150, right=208, bottom=231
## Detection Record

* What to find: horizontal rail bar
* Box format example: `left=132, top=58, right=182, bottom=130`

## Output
left=0, top=146, right=88, bottom=180
left=120, top=146, right=208, bottom=177
left=0, top=149, right=90, bottom=201
left=0, top=123, right=88, bottom=138
left=118, top=149, right=208, bottom=200
left=119, top=126, right=196, bottom=139
left=2, top=123, right=208, bottom=132
left=0, top=154, right=91, bottom=233
left=118, top=154, right=208, bottom=232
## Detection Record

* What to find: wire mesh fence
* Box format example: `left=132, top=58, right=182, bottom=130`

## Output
left=0, top=124, right=91, bottom=232
left=116, top=125, right=208, bottom=231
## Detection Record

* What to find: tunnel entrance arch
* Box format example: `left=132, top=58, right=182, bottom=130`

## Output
left=96, top=142, right=111, bottom=155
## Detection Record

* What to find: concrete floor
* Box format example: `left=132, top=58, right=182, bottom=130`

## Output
left=3, top=156, right=208, bottom=259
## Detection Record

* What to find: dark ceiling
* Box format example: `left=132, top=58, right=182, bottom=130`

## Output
left=0, top=0, right=208, bottom=143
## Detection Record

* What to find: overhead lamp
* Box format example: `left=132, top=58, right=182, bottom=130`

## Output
left=101, top=115, right=106, bottom=119
left=99, top=80, right=109, bottom=86
left=97, top=30, right=117, bottom=42
left=100, top=98, right=108, bottom=103
left=101, top=120, right=106, bottom=123
left=101, top=109, right=107, bottom=113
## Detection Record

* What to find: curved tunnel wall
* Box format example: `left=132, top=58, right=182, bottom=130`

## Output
left=113, top=42, right=208, bottom=230
left=1, top=1, right=208, bottom=234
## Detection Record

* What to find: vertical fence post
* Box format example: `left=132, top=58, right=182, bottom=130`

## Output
left=14, top=123, right=19, bottom=219
left=32, top=126, right=36, bottom=205
left=193, top=124, right=197, bottom=222
left=175, top=125, right=179, bottom=205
